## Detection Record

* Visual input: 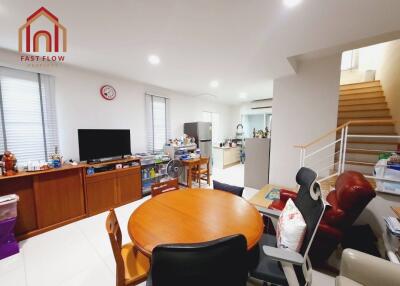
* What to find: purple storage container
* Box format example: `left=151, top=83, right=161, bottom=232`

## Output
left=0, top=194, right=19, bottom=260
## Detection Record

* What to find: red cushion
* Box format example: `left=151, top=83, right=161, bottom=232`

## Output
left=317, top=222, right=343, bottom=241
left=335, top=171, right=375, bottom=211
left=270, top=200, right=286, bottom=210
left=323, top=191, right=346, bottom=226
left=269, top=189, right=297, bottom=210
left=280, top=189, right=297, bottom=202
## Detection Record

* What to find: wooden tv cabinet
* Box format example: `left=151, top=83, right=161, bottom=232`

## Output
left=0, top=157, right=142, bottom=240
left=84, top=158, right=142, bottom=215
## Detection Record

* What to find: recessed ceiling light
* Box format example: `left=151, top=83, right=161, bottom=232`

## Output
left=148, top=55, right=160, bottom=65
left=239, top=92, right=247, bottom=99
left=209, top=80, right=219, bottom=88
left=283, top=0, right=302, bottom=8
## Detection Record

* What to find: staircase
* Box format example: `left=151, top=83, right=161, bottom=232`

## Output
left=338, top=80, right=399, bottom=175
left=294, top=80, right=400, bottom=194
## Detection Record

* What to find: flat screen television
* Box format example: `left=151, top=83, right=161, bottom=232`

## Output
left=78, top=129, right=131, bottom=162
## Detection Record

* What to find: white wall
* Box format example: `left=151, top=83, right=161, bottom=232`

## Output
left=375, top=39, right=400, bottom=134
left=0, top=49, right=234, bottom=161
left=269, top=55, right=341, bottom=188
left=340, top=43, right=387, bottom=85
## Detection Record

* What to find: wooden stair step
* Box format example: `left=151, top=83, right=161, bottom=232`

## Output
left=339, top=107, right=389, bottom=112
left=346, top=131, right=398, bottom=135
left=338, top=110, right=391, bottom=118
left=347, top=140, right=400, bottom=145
left=346, top=149, right=386, bottom=155
left=340, top=81, right=381, bottom=91
left=339, top=103, right=388, bottom=111
left=340, top=91, right=384, bottom=100
left=340, top=86, right=383, bottom=95
left=339, top=97, right=386, bottom=106
left=345, top=160, right=375, bottom=167
left=338, top=116, right=392, bottom=121
left=337, top=120, right=395, bottom=126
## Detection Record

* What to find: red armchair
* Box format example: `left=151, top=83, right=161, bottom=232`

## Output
left=269, top=171, right=376, bottom=265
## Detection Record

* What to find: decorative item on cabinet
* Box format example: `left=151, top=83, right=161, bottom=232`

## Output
left=2, top=151, right=17, bottom=176
left=50, top=146, right=63, bottom=168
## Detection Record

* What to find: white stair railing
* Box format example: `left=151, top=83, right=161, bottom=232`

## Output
left=295, top=120, right=400, bottom=194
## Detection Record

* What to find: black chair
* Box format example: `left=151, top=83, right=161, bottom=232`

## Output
left=250, top=167, right=325, bottom=286
left=213, top=180, right=244, bottom=197
left=147, top=234, right=248, bottom=286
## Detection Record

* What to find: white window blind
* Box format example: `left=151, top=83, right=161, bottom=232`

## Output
left=145, top=94, right=170, bottom=153
left=0, top=67, right=58, bottom=164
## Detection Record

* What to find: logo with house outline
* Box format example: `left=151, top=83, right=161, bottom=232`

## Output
left=18, top=7, right=67, bottom=53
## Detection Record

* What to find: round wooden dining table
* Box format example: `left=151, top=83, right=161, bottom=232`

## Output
left=128, top=188, right=264, bottom=256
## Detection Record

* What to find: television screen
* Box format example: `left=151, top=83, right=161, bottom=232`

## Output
left=78, top=129, right=131, bottom=161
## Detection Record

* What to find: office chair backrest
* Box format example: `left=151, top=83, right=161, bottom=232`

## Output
left=150, top=234, right=248, bottom=286
left=106, top=209, right=125, bottom=286
left=294, top=167, right=325, bottom=257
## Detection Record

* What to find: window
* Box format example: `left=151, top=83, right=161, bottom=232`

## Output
left=202, top=111, right=220, bottom=144
left=145, top=94, right=170, bottom=153
left=0, top=67, right=58, bottom=163
left=341, top=49, right=359, bottom=70
left=241, top=113, right=272, bottom=138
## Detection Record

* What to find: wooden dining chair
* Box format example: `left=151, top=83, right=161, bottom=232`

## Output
left=191, top=157, right=210, bottom=187
left=151, top=178, right=179, bottom=197
left=106, top=209, right=150, bottom=286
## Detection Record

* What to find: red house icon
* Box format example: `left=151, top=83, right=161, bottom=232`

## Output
left=18, top=7, right=67, bottom=53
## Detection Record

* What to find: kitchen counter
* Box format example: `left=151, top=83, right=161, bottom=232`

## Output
left=213, top=145, right=239, bottom=149
left=212, top=146, right=240, bottom=169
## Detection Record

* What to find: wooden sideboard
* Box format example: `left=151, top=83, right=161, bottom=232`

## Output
left=0, top=158, right=142, bottom=240
left=86, top=166, right=142, bottom=215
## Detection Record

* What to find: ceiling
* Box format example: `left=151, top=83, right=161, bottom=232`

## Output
left=0, top=0, right=400, bottom=104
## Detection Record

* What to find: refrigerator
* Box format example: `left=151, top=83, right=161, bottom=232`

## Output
left=183, top=122, right=212, bottom=159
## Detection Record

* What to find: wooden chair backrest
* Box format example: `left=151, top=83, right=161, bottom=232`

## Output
left=106, top=209, right=125, bottom=286
left=199, top=157, right=209, bottom=166
left=151, top=178, right=179, bottom=197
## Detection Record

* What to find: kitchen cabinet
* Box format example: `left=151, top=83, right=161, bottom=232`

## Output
left=213, top=146, right=240, bottom=169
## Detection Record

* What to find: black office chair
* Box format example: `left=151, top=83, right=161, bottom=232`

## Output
left=213, top=180, right=244, bottom=197
left=250, top=167, right=325, bottom=286
left=147, top=234, right=248, bottom=286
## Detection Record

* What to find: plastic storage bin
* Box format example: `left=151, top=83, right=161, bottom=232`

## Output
left=0, top=194, right=20, bottom=260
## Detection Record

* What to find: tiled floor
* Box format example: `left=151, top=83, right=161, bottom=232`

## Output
left=0, top=164, right=335, bottom=286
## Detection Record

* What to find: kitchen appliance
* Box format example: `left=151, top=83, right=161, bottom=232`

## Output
left=163, top=144, right=197, bottom=184
left=166, top=160, right=184, bottom=178
left=78, top=129, right=131, bottom=162
left=184, top=122, right=212, bottom=159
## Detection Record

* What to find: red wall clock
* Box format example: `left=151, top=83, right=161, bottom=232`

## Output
left=100, top=85, right=117, bottom=100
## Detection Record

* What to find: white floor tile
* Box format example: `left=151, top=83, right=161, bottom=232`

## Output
left=0, top=250, right=25, bottom=277
left=58, top=260, right=113, bottom=286
left=0, top=164, right=335, bottom=285
left=22, top=224, right=102, bottom=286
left=0, top=266, right=26, bottom=286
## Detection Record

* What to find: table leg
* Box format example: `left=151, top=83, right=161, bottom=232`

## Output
left=187, top=167, right=192, bottom=188
left=207, top=161, right=210, bottom=185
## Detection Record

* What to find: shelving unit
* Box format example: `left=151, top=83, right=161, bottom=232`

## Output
left=141, top=158, right=170, bottom=196
left=139, top=154, right=170, bottom=196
